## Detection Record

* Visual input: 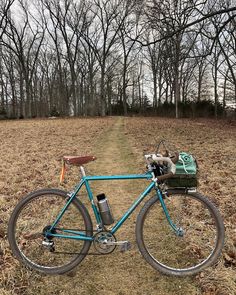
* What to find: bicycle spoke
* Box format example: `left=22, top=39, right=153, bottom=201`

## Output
left=136, top=191, right=224, bottom=275
left=12, top=191, right=90, bottom=271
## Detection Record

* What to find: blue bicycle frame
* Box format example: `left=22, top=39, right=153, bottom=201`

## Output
left=46, top=172, right=179, bottom=241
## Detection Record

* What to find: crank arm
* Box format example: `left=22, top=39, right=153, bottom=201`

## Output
left=105, top=240, right=129, bottom=245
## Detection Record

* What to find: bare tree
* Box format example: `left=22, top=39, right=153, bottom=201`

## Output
left=43, top=0, right=89, bottom=116
left=216, top=12, right=236, bottom=109
left=1, top=0, right=235, bottom=119
left=82, top=0, right=134, bottom=116
left=80, top=35, right=100, bottom=116
left=204, top=0, right=236, bottom=117
left=0, top=0, right=15, bottom=40
left=144, top=29, right=168, bottom=109
left=140, top=1, right=236, bottom=47
left=118, top=14, right=141, bottom=115
left=2, top=0, right=45, bottom=117
left=145, top=0, right=206, bottom=118
left=41, top=1, right=69, bottom=116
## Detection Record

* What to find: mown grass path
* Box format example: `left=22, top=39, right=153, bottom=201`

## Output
left=75, top=117, right=200, bottom=295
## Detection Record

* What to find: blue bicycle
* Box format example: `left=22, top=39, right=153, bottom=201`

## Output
left=8, top=152, right=224, bottom=276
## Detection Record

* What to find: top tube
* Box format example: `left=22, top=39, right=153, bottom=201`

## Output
left=84, top=173, right=153, bottom=181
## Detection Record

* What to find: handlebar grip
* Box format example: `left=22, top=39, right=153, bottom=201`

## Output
left=151, top=155, right=176, bottom=174
left=145, top=152, right=179, bottom=180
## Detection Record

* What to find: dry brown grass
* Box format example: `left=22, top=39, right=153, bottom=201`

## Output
left=124, top=117, right=236, bottom=295
left=0, top=117, right=115, bottom=294
left=0, top=116, right=235, bottom=295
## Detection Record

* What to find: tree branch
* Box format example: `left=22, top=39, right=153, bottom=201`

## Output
left=133, top=6, right=236, bottom=46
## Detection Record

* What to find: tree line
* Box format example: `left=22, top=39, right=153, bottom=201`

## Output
left=0, top=0, right=235, bottom=119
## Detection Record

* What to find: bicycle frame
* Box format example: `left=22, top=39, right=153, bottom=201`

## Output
left=46, top=172, right=177, bottom=241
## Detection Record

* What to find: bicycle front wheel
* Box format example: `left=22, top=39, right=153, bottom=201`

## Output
left=8, top=189, right=93, bottom=274
left=136, top=190, right=224, bottom=276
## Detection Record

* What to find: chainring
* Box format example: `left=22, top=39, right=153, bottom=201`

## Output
left=93, top=231, right=116, bottom=254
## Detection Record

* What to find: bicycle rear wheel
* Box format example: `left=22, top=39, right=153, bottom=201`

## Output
left=136, top=190, right=224, bottom=276
left=8, top=189, right=93, bottom=274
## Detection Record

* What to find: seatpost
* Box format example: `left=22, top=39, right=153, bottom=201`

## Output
left=80, top=166, right=86, bottom=177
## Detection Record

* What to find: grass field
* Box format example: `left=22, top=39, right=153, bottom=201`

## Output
left=0, top=116, right=235, bottom=295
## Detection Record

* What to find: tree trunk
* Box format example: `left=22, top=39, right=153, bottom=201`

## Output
left=153, top=70, right=158, bottom=109
left=100, top=65, right=106, bottom=116
left=158, top=73, right=162, bottom=106
left=71, top=68, right=77, bottom=116
left=214, top=61, right=218, bottom=119
left=138, top=75, right=142, bottom=112
left=165, top=84, right=169, bottom=103
left=131, top=78, right=135, bottom=110
left=107, top=78, right=112, bottom=116
left=197, top=71, right=202, bottom=102
left=223, top=74, right=227, bottom=117
left=19, top=70, right=25, bottom=118
left=122, top=75, right=127, bottom=116
left=175, top=78, right=180, bottom=119
left=88, top=70, right=95, bottom=116
left=25, top=80, right=32, bottom=118
left=174, top=33, right=181, bottom=119
left=79, top=76, right=84, bottom=116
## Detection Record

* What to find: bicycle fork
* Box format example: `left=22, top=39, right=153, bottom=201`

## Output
left=155, top=188, right=184, bottom=237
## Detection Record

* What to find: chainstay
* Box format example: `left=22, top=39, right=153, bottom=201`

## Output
left=50, top=228, right=116, bottom=255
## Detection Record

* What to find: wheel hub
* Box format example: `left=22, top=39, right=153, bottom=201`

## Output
left=176, top=227, right=184, bottom=237
left=42, top=225, right=56, bottom=238
left=42, top=225, right=56, bottom=252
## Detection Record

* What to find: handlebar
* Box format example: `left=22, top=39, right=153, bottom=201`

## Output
left=144, top=152, right=179, bottom=181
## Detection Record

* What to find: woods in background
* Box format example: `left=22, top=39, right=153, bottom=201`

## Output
left=0, top=0, right=235, bottom=119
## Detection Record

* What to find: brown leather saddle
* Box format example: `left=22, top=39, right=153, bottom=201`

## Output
left=63, top=155, right=97, bottom=166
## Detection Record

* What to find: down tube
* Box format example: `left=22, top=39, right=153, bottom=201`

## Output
left=111, top=182, right=155, bottom=234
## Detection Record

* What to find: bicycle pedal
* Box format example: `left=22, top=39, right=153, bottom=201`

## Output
left=120, top=241, right=131, bottom=252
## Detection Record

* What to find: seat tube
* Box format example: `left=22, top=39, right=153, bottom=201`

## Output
left=84, top=179, right=101, bottom=224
